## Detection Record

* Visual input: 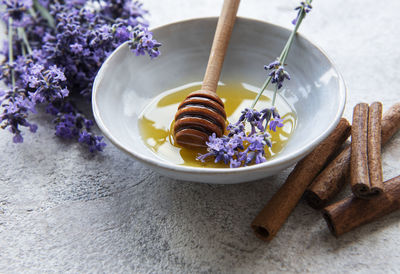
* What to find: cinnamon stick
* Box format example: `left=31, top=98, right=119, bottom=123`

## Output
left=350, top=103, right=371, bottom=198
left=367, top=102, right=383, bottom=194
left=304, top=147, right=351, bottom=209
left=251, top=118, right=351, bottom=242
left=381, top=102, right=400, bottom=143
left=305, top=102, right=400, bottom=209
left=322, top=175, right=400, bottom=237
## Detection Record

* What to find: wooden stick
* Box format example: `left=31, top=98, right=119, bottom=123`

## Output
left=202, top=0, right=240, bottom=93
left=251, top=118, right=351, bottom=242
left=173, top=0, right=239, bottom=148
left=368, top=102, right=383, bottom=194
left=350, top=103, right=371, bottom=198
left=323, top=175, right=400, bottom=237
left=304, top=102, right=400, bottom=209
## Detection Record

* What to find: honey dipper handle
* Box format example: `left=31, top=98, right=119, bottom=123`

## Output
left=202, top=0, right=240, bottom=93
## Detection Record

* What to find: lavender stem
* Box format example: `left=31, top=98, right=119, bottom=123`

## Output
left=8, top=17, right=15, bottom=89
left=18, top=27, right=33, bottom=55
left=33, top=0, right=55, bottom=28
left=272, top=83, right=278, bottom=106
left=28, top=7, right=37, bottom=19
left=251, top=0, right=311, bottom=109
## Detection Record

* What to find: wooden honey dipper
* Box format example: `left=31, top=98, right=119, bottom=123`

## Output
left=173, top=0, right=240, bottom=149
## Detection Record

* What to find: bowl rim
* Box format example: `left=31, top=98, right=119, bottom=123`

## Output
left=92, top=16, right=347, bottom=175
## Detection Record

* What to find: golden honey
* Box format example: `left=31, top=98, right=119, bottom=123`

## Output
left=138, top=82, right=296, bottom=168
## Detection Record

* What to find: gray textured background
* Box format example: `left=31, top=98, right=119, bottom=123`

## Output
left=1, top=0, right=400, bottom=273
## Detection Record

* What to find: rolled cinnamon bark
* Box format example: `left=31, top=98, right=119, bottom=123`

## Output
left=305, top=103, right=400, bottom=209
left=304, top=147, right=351, bottom=209
left=381, top=102, right=400, bottom=143
left=368, top=102, right=383, bottom=194
left=323, top=175, right=400, bottom=237
left=251, top=118, right=351, bottom=242
left=350, top=103, right=371, bottom=198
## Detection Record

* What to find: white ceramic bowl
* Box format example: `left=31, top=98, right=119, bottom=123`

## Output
left=92, top=17, right=346, bottom=184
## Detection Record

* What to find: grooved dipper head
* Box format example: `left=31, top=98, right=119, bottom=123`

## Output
left=173, top=90, right=227, bottom=149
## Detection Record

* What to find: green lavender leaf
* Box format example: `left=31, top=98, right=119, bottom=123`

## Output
left=33, top=0, right=55, bottom=28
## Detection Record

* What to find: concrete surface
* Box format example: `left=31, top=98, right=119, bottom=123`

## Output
left=1, top=0, right=400, bottom=273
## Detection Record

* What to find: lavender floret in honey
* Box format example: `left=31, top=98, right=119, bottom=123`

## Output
left=197, top=108, right=284, bottom=168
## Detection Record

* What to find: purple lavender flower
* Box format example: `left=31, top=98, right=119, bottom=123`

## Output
left=264, top=60, right=291, bottom=90
left=260, top=108, right=272, bottom=128
left=227, top=123, right=245, bottom=137
left=241, top=108, right=261, bottom=135
left=24, top=63, right=69, bottom=103
left=245, top=133, right=270, bottom=164
left=268, top=107, right=284, bottom=131
left=197, top=107, right=284, bottom=168
left=12, top=133, right=23, bottom=143
left=70, top=43, right=83, bottom=54
left=114, top=25, right=131, bottom=41
left=292, top=1, right=313, bottom=25
left=0, top=0, right=160, bottom=152
left=269, top=117, right=284, bottom=132
left=236, top=108, right=276, bottom=136
left=271, top=107, right=281, bottom=119
left=197, top=133, right=243, bottom=167
left=229, top=159, right=242, bottom=168
left=48, top=65, right=66, bottom=81
left=55, top=113, right=78, bottom=139
left=50, top=102, right=106, bottom=152
left=78, top=131, right=107, bottom=153
left=247, top=134, right=266, bottom=151
left=1, top=0, right=32, bottom=21
left=225, top=133, right=245, bottom=156
left=129, top=25, right=161, bottom=58
left=0, top=90, right=37, bottom=143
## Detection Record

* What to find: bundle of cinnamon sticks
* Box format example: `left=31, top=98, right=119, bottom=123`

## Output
left=251, top=102, right=400, bottom=241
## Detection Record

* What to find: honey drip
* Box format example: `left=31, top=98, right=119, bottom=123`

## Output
left=138, top=82, right=296, bottom=168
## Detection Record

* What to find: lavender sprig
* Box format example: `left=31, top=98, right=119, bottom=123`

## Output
left=0, top=89, right=37, bottom=143
left=0, top=17, right=38, bottom=143
left=198, top=1, right=313, bottom=168
left=197, top=108, right=283, bottom=168
left=251, top=0, right=312, bottom=108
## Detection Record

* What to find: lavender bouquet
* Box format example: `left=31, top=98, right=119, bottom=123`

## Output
left=0, top=0, right=160, bottom=152
left=197, top=0, right=312, bottom=168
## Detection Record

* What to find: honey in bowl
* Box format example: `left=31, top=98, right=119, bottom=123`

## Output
left=138, top=82, right=296, bottom=168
